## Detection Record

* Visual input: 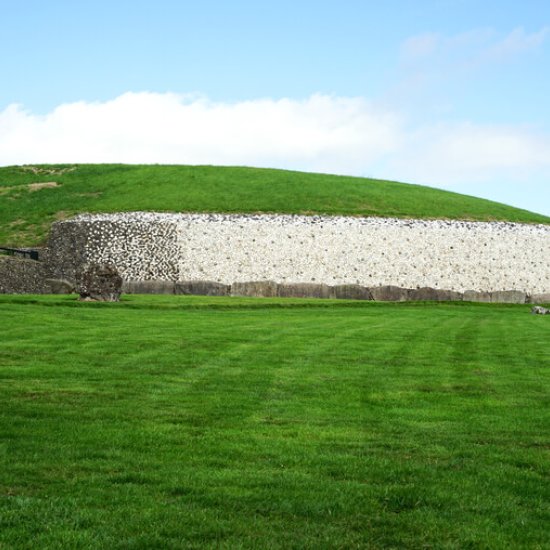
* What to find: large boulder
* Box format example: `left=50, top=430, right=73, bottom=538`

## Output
left=331, top=284, right=373, bottom=300
left=174, top=280, right=230, bottom=296
left=369, top=285, right=410, bottom=302
left=231, top=281, right=278, bottom=298
left=76, top=263, right=122, bottom=302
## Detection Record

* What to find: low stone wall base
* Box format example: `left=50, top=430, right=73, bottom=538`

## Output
left=2, top=257, right=547, bottom=304
left=120, top=280, right=544, bottom=304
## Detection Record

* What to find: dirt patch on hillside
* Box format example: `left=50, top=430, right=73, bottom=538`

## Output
left=54, top=211, right=72, bottom=221
left=19, top=166, right=77, bottom=176
left=0, top=181, right=61, bottom=195
left=75, top=192, right=103, bottom=198
left=28, top=182, right=59, bottom=192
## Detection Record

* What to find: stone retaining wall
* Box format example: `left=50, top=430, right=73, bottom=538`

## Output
left=47, top=212, right=550, bottom=295
left=0, top=257, right=50, bottom=294
left=120, top=279, right=548, bottom=303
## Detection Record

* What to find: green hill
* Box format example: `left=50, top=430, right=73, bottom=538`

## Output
left=1, top=164, right=548, bottom=246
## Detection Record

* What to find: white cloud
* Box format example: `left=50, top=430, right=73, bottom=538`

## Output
left=386, top=122, right=550, bottom=188
left=483, top=26, right=550, bottom=60
left=401, top=26, right=549, bottom=69
left=0, top=92, right=403, bottom=174
left=401, top=32, right=440, bottom=59
left=1, top=92, right=550, bottom=215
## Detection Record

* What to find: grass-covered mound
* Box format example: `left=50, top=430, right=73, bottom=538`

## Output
left=0, top=295, right=548, bottom=548
left=1, top=164, right=548, bottom=246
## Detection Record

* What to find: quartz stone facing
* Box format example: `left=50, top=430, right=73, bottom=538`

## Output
left=46, top=212, right=550, bottom=296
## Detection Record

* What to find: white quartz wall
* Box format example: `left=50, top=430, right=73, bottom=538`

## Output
left=53, top=212, right=550, bottom=293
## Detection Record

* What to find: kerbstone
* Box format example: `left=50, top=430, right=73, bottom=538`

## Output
left=45, top=278, right=75, bottom=294
left=409, top=287, right=463, bottom=301
left=464, top=290, right=493, bottom=302
left=530, top=293, right=550, bottom=304
left=491, top=290, right=527, bottom=304
left=331, top=284, right=373, bottom=300
left=277, top=283, right=332, bottom=299
left=123, top=280, right=175, bottom=294
left=231, top=281, right=278, bottom=298
left=175, top=281, right=230, bottom=296
left=369, top=285, right=410, bottom=302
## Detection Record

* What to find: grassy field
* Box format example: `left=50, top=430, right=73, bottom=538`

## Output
left=1, top=295, right=548, bottom=548
left=1, top=164, right=549, bottom=246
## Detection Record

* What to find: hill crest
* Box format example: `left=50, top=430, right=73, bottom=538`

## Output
left=0, top=164, right=548, bottom=246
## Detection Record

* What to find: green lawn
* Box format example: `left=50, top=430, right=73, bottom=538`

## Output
left=1, top=295, right=548, bottom=548
left=1, top=164, right=549, bottom=246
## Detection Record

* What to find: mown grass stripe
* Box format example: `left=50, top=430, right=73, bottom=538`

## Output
left=0, top=296, right=549, bottom=548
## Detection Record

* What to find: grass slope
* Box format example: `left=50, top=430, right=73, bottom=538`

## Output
left=1, top=164, right=549, bottom=246
left=1, top=295, right=549, bottom=548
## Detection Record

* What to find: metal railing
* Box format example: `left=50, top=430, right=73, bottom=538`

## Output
left=0, top=247, right=40, bottom=261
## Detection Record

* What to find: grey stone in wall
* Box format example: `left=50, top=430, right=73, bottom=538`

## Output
left=490, top=290, right=527, bottom=304
left=463, top=290, right=528, bottom=303
left=463, top=290, right=492, bottom=303
left=369, top=285, right=410, bottom=302
left=123, top=280, right=176, bottom=294
left=277, top=283, right=333, bottom=299
left=530, top=293, right=550, bottom=304
left=332, top=284, right=373, bottom=300
left=44, top=278, right=75, bottom=294
left=231, top=281, right=278, bottom=297
left=174, top=280, right=230, bottom=296
left=409, top=287, right=463, bottom=301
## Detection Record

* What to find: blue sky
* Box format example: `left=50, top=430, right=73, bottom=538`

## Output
left=1, top=0, right=549, bottom=215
